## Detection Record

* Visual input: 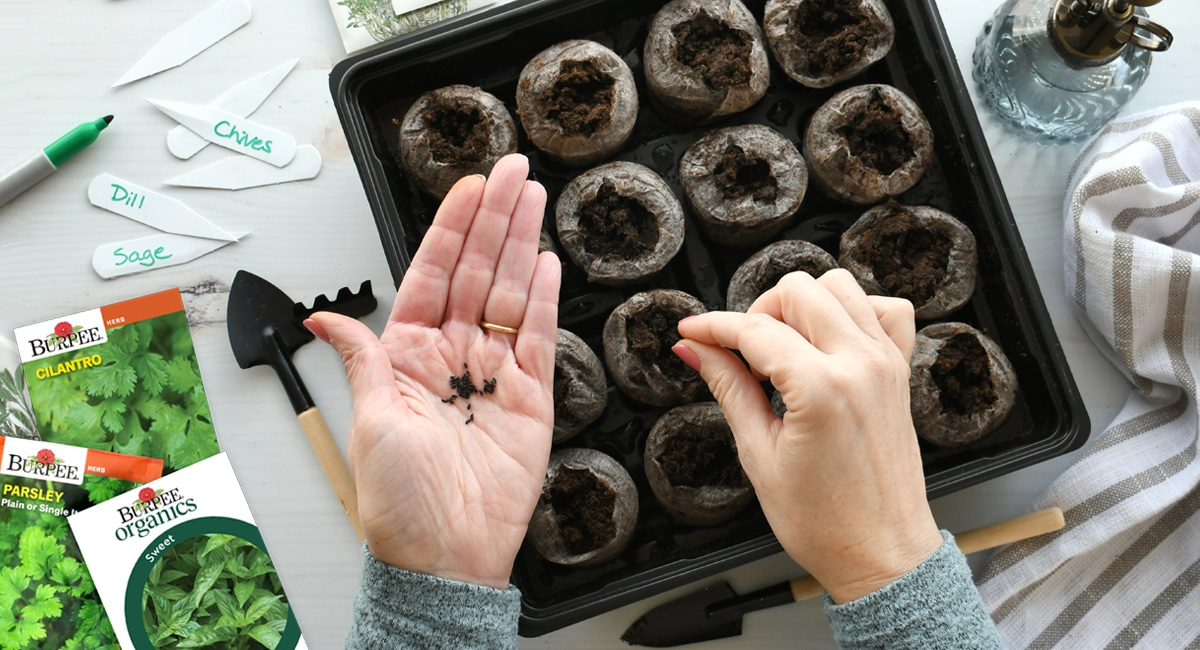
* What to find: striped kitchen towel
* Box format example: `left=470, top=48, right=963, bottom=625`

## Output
left=978, top=103, right=1200, bottom=649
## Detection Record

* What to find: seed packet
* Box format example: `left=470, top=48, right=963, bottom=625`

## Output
left=15, top=289, right=221, bottom=470
left=4, top=290, right=223, bottom=649
left=69, top=453, right=308, bottom=650
left=0, top=335, right=37, bottom=440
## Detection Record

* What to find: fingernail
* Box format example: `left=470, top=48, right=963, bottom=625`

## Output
left=473, top=173, right=487, bottom=181
left=672, top=342, right=701, bottom=372
left=304, top=318, right=330, bottom=343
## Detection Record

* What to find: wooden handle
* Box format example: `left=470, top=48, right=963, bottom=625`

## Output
left=789, top=507, right=1065, bottom=602
left=298, top=407, right=365, bottom=541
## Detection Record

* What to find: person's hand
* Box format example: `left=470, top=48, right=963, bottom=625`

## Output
left=673, top=269, right=943, bottom=604
left=305, top=155, right=560, bottom=590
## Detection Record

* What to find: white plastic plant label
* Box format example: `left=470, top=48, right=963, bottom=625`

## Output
left=69, top=453, right=308, bottom=650
left=163, top=146, right=322, bottom=191
left=113, top=0, right=252, bottom=87
left=93, top=231, right=250, bottom=279
left=88, top=174, right=243, bottom=241
left=146, top=99, right=298, bottom=167
left=168, top=59, right=298, bottom=160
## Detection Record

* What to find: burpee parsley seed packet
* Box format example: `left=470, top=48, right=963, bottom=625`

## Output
left=69, top=453, right=308, bottom=650
left=2, top=289, right=222, bottom=649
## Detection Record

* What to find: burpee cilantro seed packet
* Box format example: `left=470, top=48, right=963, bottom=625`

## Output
left=69, top=453, right=308, bottom=650
left=15, top=289, right=220, bottom=469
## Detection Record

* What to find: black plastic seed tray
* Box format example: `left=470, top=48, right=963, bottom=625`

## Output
left=331, top=0, right=1089, bottom=636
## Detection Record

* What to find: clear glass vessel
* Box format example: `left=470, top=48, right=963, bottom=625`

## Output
left=973, top=0, right=1172, bottom=143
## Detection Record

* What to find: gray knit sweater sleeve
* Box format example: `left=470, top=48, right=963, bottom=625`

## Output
left=345, top=545, right=521, bottom=650
left=822, top=531, right=1005, bottom=650
left=346, top=532, right=1003, bottom=650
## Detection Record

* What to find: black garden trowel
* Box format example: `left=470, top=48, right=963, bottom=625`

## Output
left=227, top=270, right=377, bottom=541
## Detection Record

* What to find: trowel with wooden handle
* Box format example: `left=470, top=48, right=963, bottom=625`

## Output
left=621, top=507, right=1066, bottom=647
left=226, top=270, right=377, bottom=541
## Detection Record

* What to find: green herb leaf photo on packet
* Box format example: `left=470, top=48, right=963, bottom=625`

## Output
left=142, top=534, right=288, bottom=650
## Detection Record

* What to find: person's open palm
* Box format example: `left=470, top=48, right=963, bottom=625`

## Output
left=306, top=155, right=559, bottom=590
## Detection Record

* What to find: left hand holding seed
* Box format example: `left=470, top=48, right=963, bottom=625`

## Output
left=306, top=155, right=560, bottom=590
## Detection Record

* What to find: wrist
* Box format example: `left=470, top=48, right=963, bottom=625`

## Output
left=818, top=525, right=944, bottom=604
left=367, top=540, right=513, bottom=591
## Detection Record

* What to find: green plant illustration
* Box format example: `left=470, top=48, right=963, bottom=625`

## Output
left=0, top=501, right=117, bottom=650
left=23, top=313, right=220, bottom=473
left=338, top=0, right=468, bottom=42
left=142, top=535, right=289, bottom=650
left=0, top=369, right=38, bottom=441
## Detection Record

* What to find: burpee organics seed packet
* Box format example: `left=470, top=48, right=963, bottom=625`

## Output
left=69, top=453, right=308, bottom=650
left=3, top=289, right=223, bottom=649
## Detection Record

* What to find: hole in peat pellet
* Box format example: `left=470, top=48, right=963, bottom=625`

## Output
left=579, top=180, right=661, bottom=259
left=931, top=334, right=997, bottom=416
left=836, top=91, right=915, bottom=176
left=658, top=422, right=745, bottom=488
left=625, top=304, right=696, bottom=384
left=548, top=468, right=617, bottom=555
left=857, top=207, right=951, bottom=306
left=420, top=99, right=490, bottom=165
left=791, top=0, right=885, bottom=77
left=553, top=367, right=569, bottom=404
left=543, top=59, right=617, bottom=137
left=672, top=13, right=754, bottom=90
left=713, top=144, right=778, bottom=203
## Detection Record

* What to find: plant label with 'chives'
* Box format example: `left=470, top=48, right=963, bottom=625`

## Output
left=70, top=453, right=309, bottom=650
left=146, top=99, right=298, bottom=167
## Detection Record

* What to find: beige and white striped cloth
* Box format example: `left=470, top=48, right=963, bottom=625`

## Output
left=978, top=103, right=1200, bottom=649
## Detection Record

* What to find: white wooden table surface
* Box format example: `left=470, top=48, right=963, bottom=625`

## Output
left=1, top=1, right=1197, bottom=648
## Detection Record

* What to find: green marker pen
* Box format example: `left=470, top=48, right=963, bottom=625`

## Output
left=0, top=115, right=113, bottom=208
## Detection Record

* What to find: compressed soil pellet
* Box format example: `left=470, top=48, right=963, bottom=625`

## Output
left=528, top=448, right=639, bottom=567
left=399, top=85, right=518, bottom=199
left=603, top=289, right=708, bottom=407
left=644, top=402, right=754, bottom=526
left=803, top=84, right=933, bottom=205
left=517, top=40, right=639, bottom=167
left=644, top=0, right=771, bottom=124
left=680, top=124, right=808, bottom=247
left=726, top=240, right=838, bottom=312
left=910, top=323, right=1018, bottom=448
left=764, top=0, right=895, bottom=88
left=556, top=162, right=685, bottom=286
left=839, top=202, right=977, bottom=319
left=553, top=329, right=608, bottom=443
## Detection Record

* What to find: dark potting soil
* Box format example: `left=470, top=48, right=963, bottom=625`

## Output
left=657, top=422, right=745, bottom=488
left=672, top=13, right=754, bottom=90
left=542, top=59, right=616, bottom=137
left=713, top=144, right=778, bottom=203
left=931, top=333, right=997, bottom=417
left=420, top=98, right=490, bottom=165
left=791, top=0, right=886, bottom=77
left=578, top=180, right=661, bottom=259
left=746, top=257, right=828, bottom=298
left=625, top=304, right=697, bottom=384
left=549, top=468, right=617, bottom=554
left=857, top=207, right=951, bottom=306
left=836, top=90, right=915, bottom=176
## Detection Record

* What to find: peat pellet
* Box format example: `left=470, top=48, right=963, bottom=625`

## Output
left=528, top=448, right=639, bottom=567
left=398, top=85, right=518, bottom=199
left=553, top=329, right=608, bottom=444
left=644, top=402, right=754, bottom=526
left=839, top=202, right=977, bottom=319
left=764, top=0, right=895, bottom=89
left=517, top=40, right=639, bottom=167
left=726, top=240, right=838, bottom=312
left=910, top=323, right=1017, bottom=448
left=803, top=84, right=933, bottom=205
left=680, top=125, right=808, bottom=247
left=556, top=162, right=685, bottom=286
left=603, top=290, right=707, bottom=407
left=644, top=0, right=771, bottom=124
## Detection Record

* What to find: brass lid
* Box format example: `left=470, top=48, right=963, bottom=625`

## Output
left=1052, top=0, right=1173, bottom=65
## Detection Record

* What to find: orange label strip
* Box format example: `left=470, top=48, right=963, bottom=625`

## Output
left=84, top=449, right=164, bottom=484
